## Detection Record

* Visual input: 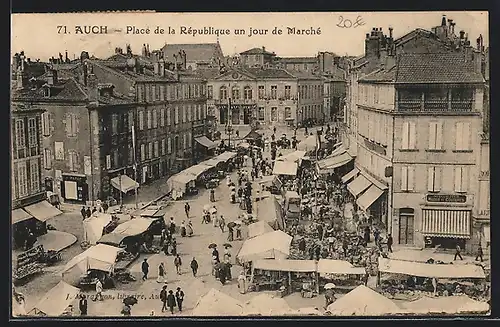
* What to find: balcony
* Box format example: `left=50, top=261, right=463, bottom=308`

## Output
left=397, top=100, right=473, bottom=113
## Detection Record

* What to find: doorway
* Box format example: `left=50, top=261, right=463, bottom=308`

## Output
left=399, top=208, right=415, bottom=245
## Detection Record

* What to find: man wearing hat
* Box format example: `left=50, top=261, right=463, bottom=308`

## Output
left=175, top=287, right=185, bottom=312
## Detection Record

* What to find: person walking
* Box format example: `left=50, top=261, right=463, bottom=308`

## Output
left=175, top=287, right=185, bottom=313
left=174, top=254, right=182, bottom=275
left=186, top=219, right=194, bottom=237
left=454, top=244, right=464, bottom=260
left=171, top=238, right=177, bottom=256
left=317, top=224, right=324, bottom=241
left=85, top=207, right=92, bottom=219
left=210, top=189, right=215, bottom=202
left=235, top=224, right=242, bottom=240
left=180, top=221, right=187, bottom=237
left=227, top=225, right=234, bottom=242
left=238, top=271, right=247, bottom=294
left=121, top=303, right=131, bottom=316
left=166, top=290, right=176, bottom=314
left=212, top=211, right=218, bottom=228
left=81, top=206, right=87, bottom=220
left=184, top=202, right=190, bottom=218
left=169, top=217, right=176, bottom=235
left=157, top=262, right=166, bottom=284
left=298, top=237, right=307, bottom=256
left=79, top=294, right=88, bottom=316
left=219, top=215, right=226, bottom=233
left=387, top=234, right=393, bottom=253
left=160, top=228, right=166, bottom=247
left=190, top=257, right=198, bottom=277
left=95, top=279, right=103, bottom=301
left=160, top=286, right=168, bottom=312
left=102, top=201, right=108, bottom=213
left=475, top=245, right=484, bottom=262
left=141, top=258, right=149, bottom=281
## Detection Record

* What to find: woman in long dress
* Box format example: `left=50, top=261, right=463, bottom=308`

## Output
left=237, top=272, right=246, bottom=294
left=180, top=221, right=187, bottom=237
left=186, top=220, right=194, bottom=237
left=157, top=262, right=166, bottom=284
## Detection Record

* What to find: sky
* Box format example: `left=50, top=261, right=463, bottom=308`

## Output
left=11, top=11, right=488, bottom=61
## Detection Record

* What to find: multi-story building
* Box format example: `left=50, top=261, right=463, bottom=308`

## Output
left=160, top=42, right=224, bottom=71
left=207, top=67, right=323, bottom=127
left=239, top=47, right=277, bottom=68
left=276, top=56, right=318, bottom=73
left=323, top=72, right=347, bottom=122
left=350, top=51, right=484, bottom=252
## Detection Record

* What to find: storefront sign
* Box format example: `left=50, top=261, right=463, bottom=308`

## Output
left=363, top=139, right=386, bottom=156
left=426, top=194, right=467, bottom=203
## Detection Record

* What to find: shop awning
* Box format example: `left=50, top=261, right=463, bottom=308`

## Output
left=111, top=217, right=154, bottom=237
left=247, top=221, right=274, bottom=239
left=277, top=150, right=307, bottom=163
left=272, top=161, right=298, bottom=176
left=378, top=257, right=485, bottom=279
left=347, top=175, right=371, bottom=197
left=192, top=288, right=244, bottom=316
left=12, top=208, right=33, bottom=225
left=110, top=175, right=139, bottom=193
left=341, top=168, right=359, bottom=184
left=184, top=164, right=213, bottom=179
left=195, top=136, right=217, bottom=150
left=140, top=209, right=163, bottom=218
left=317, top=152, right=353, bottom=172
left=317, top=259, right=366, bottom=275
left=330, top=145, right=347, bottom=157
left=203, top=158, right=223, bottom=168
left=356, top=184, right=384, bottom=211
left=253, top=259, right=317, bottom=273
left=217, top=151, right=237, bottom=162
left=422, top=209, right=471, bottom=239
left=237, top=230, right=292, bottom=263
left=24, top=200, right=63, bottom=222
left=29, top=281, right=80, bottom=316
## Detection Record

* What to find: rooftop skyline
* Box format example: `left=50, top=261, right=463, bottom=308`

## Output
left=12, top=11, right=488, bottom=61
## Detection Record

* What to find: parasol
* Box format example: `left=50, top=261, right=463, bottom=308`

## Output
left=324, top=283, right=336, bottom=290
left=234, top=220, right=243, bottom=225
left=223, top=243, right=232, bottom=248
left=209, top=207, right=217, bottom=214
left=208, top=243, right=217, bottom=249
left=227, top=222, right=237, bottom=228
left=123, top=296, right=138, bottom=306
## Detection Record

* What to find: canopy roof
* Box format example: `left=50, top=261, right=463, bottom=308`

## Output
left=110, top=175, right=139, bottom=193
left=244, top=293, right=293, bottom=316
left=400, top=295, right=489, bottom=314
left=272, top=161, right=298, bottom=176
left=24, top=200, right=62, bottom=222
left=184, top=164, right=213, bottom=179
left=29, top=281, right=80, bottom=316
left=317, top=152, right=353, bottom=172
left=378, top=257, right=486, bottom=279
left=63, top=244, right=123, bottom=274
left=317, top=259, right=366, bottom=275
left=297, top=135, right=319, bottom=152
left=12, top=208, right=33, bottom=225
left=277, top=150, right=306, bottom=163
left=203, top=157, right=224, bottom=168
left=191, top=288, right=244, bottom=316
left=247, top=221, right=275, bottom=239
left=217, top=151, right=237, bottom=161
left=243, top=129, right=263, bottom=140
left=111, top=217, right=154, bottom=237
left=83, top=213, right=112, bottom=244
left=326, top=285, right=405, bottom=316
left=253, top=259, right=316, bottom=273
left=195, top=136, right=217, bottom=150
left=237, top=230, right=292, bottom=262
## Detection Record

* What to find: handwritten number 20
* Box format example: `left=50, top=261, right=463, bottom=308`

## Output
left=337, top=16, right=365, bottom=28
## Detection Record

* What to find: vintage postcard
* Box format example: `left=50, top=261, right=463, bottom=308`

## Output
left=10, top=11, right=490, bottom=318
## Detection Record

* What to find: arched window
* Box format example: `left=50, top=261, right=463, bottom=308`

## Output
left=231, top=86, right=240, bottom=100
left=219, top=86, right=227, bottom=100
left=243, top=86, right=253, bottom=100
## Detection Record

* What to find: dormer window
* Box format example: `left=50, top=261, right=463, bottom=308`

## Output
left=42, top=84, right=50, bottom=97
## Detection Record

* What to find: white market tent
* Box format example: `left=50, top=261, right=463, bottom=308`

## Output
left=183, top=164, right=213, bottom=179
left=166, top=172, right=196, bottom=195
left=191, top=288, right=244, bottom=316
left=317, top=259, right=367, bottom=276
left=277, top=150, right=307, bottom=163
left=243, top=293, right=293, bottom=316
left=247, top=221, right=275, bottom=239
left=217, top=151, right=238, bottom=161
left=83, top=213, right=112, bottom=244
left=253, top=259, right=317, bottom=273
left=378, top=257, right=486, bottom=279
left=400, top=295, right=490, bottom=315
left=237, top=230, right=292, bottom=263
left=272, top=161, right=298, bottom=176
left=326, top=285, right=406, bottom=316
left=62, top=244, right=123, bottom=286
left=111, top=217, right=154, bottom=236
left=297, top=135, right=319, bottom=152
left=316, top=152, right=353, bottom=174
left=28, top=281, right=80, bottom=316
left=110, top=175, right=139, bottom=193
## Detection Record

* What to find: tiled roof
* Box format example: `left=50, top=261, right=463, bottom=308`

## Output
left=243, top=68, right=296, bottom=79
left=160, top=43, right=222, bottom=62
left=395, top=53, right=485, bottom=84
left=240, top=47, right=275, bottom=55
left=359, top=66, right=397, bottom=83
left=285, top=70, right=321, bottom=80
left=278, top=57, right=317, bottom=63
left=393, top=28, right=438, bottom=47
left=91, top=60, right=177, bottom=82
left=195, top=68, right=223, bottom=80
left=12, top=78, right=88, bottom=101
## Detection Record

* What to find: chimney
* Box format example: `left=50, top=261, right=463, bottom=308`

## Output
left=87, top=74, right=98, bottom=103
left=459, top=30, right=465, bottom=39
left=159, top=60, right=165, bottom=77
left=173, top=54, right=178, bottom=71
left=262, top=46, right=266, bottom=52
left=146, top=44, right=150, bottom=57
left=154, top=62, right=160, bottom=75
left=46, top=69, right=58, bottom=85
left=182, top=50, right=187, bottom=69
left=441, top=15, right=446, bottom=26
left=142, top=44, right=147, bottom=57
left=65, top=50, right=69, bottom=62
left=389, top=26, right=393, bottom=38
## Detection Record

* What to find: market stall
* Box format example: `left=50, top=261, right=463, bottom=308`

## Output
left=27, top=281, right=80, bottom=316
left=61, top=243, right=124, bottom=288
left=258, top=175, right=282, bottom=194
left=247, top=221, right=275, bottom=239
left=191, top=288, right=244, bottom=316
left=277, top=150, right=307, bottom=164
left=165, top=172, right=196, bottom=199
left=256, top=196, right=285, bottom=230
left=400, top=295, right=490, bottom=315
left=297, top=135, right=319, bottom=152
left=83, top=213, right=113, bottom=245
left=251, top=259, right=317, bottom=295
left=243, top=293, right=294, bottom=316
left=237, top=230, right=292, bottom=264
left=326, top=285, right=406, bottom=316
left=317, top=259, right=367, bottom=292
left=13, top=245, right=46, bottom=284
left=272, top=161, right=298, bottom=177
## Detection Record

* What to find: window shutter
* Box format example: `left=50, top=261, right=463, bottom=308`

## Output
left=75, top=115, right=80, bottom=134
left=435, top=167, right=442, bottom=191
left=401, top=166, right=408, bottom=191
left=436, top=121, right=443, bottom=150
left=409, top=122, right=416, bottom=149
left=427, top=167, right=434, bottom=192
left=75, top=152, right=81, bottom=170
left=106, top=154, right=111, bottom=169
left=462, top=122, right=470, bottom=150
left=63, top=114, right=70, bottom=136
left=461, top=166, right=469, bottom=192
left=408, top=166, right=415, bottom=191
left=401, top=122, right=409, bottom=149
left=429, top=122, right=437, bottom=149
left=455, top=122, right=463, bottom=150
left=454, top=167, right=462, bottom=192
left=68, top=151, right=74, bottom=171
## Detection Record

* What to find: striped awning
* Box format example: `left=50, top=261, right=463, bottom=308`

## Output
left=347, top=175, right=371, bottom=197
left=341, top=168, right=359, bottom=184
left=422, top=209, right=471, bottom=239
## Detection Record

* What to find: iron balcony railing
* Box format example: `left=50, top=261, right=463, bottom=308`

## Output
left=397, top=100, right=473, bottom=112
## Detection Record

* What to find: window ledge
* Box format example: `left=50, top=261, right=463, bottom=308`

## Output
left=425, top=149, right=446, bottom=153
left=399, top=149, right=419, bottom=152
left=452, top=150, right=473, bottom=153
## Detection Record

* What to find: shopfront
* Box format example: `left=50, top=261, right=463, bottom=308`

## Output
left=421, top=208, right=471, bottom=250
left=61, top=173, right=89, bottom=204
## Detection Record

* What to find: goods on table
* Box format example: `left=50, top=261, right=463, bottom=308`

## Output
left=14, top=263, right=44, bottom=282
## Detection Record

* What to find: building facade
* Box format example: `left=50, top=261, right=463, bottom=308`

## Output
left=160, top=42, right=224, bottom=71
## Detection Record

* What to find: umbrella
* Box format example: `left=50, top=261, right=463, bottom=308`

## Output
left=234, top=220, right=243, bottom=225
left=209, top=207, right=217, bottom=214
left=324, top=283, right=336, bottom=290
left=227, top=222, right=237, bottom=228
left=208, top=243, right=217, bottom=249
left=223, top=243, right=232, bottom=248
left=123, top=296, right=138, bottom=306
